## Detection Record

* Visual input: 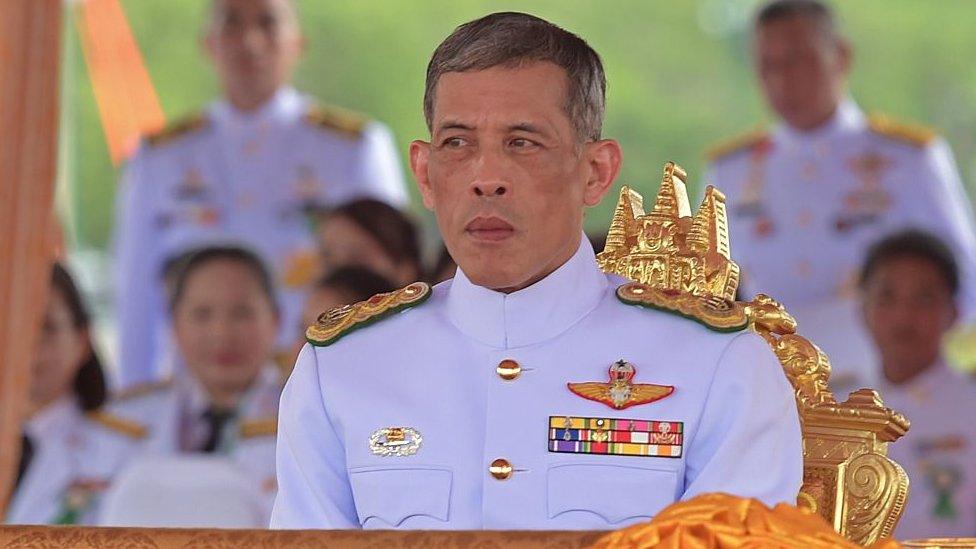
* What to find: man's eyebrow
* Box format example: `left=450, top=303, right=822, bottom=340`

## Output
left=509, top=122, right=545, bottom=134
left=435, top=120, right=474, bottom=132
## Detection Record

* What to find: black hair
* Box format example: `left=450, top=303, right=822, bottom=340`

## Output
left=50, top=263, right=107, bottom=412
left=313, top=266, right=397, bottom=303
left=167, top=246, right=279, bottom=314
left=860, top=229, right=959, bottom=296
left=324, top=199, right=422, bottom=275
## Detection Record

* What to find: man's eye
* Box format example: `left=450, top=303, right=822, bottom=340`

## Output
left=510, top=138, right=535, bottom=148
left=442, top=137, right=466, bottom=148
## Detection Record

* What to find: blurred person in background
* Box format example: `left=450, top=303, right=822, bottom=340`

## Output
left=705, top=0, right=976, bottom=397
left=287, top=266, right=397, bottom=364
left=316, top=198, right=423, bottom=286
left=860, top=230, right=976, bottom=539
left=113, top=0, right=408, bottom=389
left=99, top=247, right=284, bottom=521
left=6, top=264, right=140, bottom=525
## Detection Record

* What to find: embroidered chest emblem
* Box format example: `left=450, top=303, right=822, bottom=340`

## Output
left=568, top=360, right=674, bottom=410
left=369, top=427, right=422, bottom=457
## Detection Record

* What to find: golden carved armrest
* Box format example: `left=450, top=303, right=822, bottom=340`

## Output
left=597, top=162, right=911, bottom=546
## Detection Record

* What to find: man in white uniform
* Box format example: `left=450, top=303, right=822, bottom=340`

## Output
left=861, top=230, right=976, bottom=539
left=705, top=0, right=976, bottom=397
left=271, top=12, right=802, bottom=530
left=113, top=0, right=407, bottom=387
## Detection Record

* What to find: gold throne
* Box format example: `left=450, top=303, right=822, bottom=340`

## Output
left=597, top=162, right=910, bottom=546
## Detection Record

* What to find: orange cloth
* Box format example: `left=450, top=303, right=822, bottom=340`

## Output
left=591, top=493, right=901, bottom=549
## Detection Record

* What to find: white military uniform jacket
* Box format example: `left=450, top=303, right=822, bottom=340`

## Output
left=706, top=98, right=976, bottom=396
left=878, top=361, right=976, bottom=539
left=5, top=398, right=134, bottom=525
left=113, top=86, right=408, bottom=388
left=271, top=238, right=803, bottom=530
left=97, top=367, right=283, bottom=521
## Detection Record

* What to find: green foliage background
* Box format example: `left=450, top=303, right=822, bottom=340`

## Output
left=62, top=0, right=976, bottom=254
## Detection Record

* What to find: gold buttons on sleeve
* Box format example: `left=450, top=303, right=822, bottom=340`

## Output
left=496, top=359, right=521, bottom=381
left=489, top=458, right=513, bottom=480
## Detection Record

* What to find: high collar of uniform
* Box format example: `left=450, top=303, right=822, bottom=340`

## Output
left=211, top=86, right=303, bottom=130
left=180, top=364, right=281, bottom=419
left=445, top=234, right=608, bottom=349
left=24, top=396, right=77, bottom=440
left=879, top=358, right=956, bottom=396
left=773, top=96, right=865, bottom=147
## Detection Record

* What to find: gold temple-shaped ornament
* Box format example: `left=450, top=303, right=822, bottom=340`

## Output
left=598, top=162, right=911, bottom=546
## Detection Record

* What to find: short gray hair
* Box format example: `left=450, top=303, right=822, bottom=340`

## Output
left=423, top=12, right=607, bottom=142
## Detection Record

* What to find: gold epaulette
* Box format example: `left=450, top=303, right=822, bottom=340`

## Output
left=273, top=350, right=296, bottom=379
left=705, top=128, right=769, bottom=162
left=306, top=282, right=431, bottom=347
left=867, top=114, right=937, bottom=147
left=114, top=378, right=172, bottom=402
left=144, top=113, right=209, bottom=147
left=239, top=417, right=277, bottom=439
left=303, top=104, right=369, bottom=139
left=616, top=282, right=749, bottom=333
left=85, top=410, right=149, bottom=439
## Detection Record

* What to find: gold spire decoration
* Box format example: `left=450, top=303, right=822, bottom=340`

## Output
left=598, top=162, right=739, bottom=301
left=599, top=161, right=910, bottom=546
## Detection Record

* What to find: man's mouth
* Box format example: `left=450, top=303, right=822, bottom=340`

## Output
left=465, top=216, right=515, bottom=242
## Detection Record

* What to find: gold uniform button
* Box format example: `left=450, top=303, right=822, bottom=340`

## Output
left=496, top=359, right=521, bottom=381
left=489, top=458, right=513, bottom=480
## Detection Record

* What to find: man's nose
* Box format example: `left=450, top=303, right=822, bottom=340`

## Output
left=469, top=149, right=510, bottom=197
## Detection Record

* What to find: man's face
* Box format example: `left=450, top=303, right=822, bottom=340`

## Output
left=410, top=62, right=620, bottom=292
left=205, top=0, right=303, bottom=109
left=753, top=16, right=850, bottom=130
left=862, top=256, right=958, bottom=380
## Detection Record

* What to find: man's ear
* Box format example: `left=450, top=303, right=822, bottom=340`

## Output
left=410, top=140, right=435, bottom=211
left=583, top=139, right=623, bottom=207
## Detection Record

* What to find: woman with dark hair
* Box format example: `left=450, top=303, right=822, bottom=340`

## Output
left=316, top=198, right=424, bottom=286
left=99, top=245, right=284, bottom=522
left=6, top=263, right=137, bottom=525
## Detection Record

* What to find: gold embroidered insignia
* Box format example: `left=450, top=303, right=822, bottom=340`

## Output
left=239, top=417, right=278, bottom=439
left=304, top=104, right=368, bottom=138
left=85, top=410, right=148, bottom=439
left=867, top=114, right=937, bottom=147
left=144, top=113, right=208, bottom=148
left=705, top=128, right=770, bottom=161
left=113, top=378, right=172, bottom=402
left=306, top=282, right=431, bottom=347
left=568, top=360, right=675, bottom=410
left=617, top=282, right=749, bottom=333
left=369, top=427, right=422, bottom=457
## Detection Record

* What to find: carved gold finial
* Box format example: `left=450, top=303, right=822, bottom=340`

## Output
left=596, top=162, right=739, bottom=302
left=599, top=162, right=912, bottom=546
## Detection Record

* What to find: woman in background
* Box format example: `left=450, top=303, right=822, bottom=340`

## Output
left=6, top=263, right=135, bottom=525
left=100, top=246, right=284, bottom=522
left=316, top=198, right=423, bottom=286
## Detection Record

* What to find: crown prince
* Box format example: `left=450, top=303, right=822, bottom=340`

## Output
left=271, top=12, right=802, bottom=530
